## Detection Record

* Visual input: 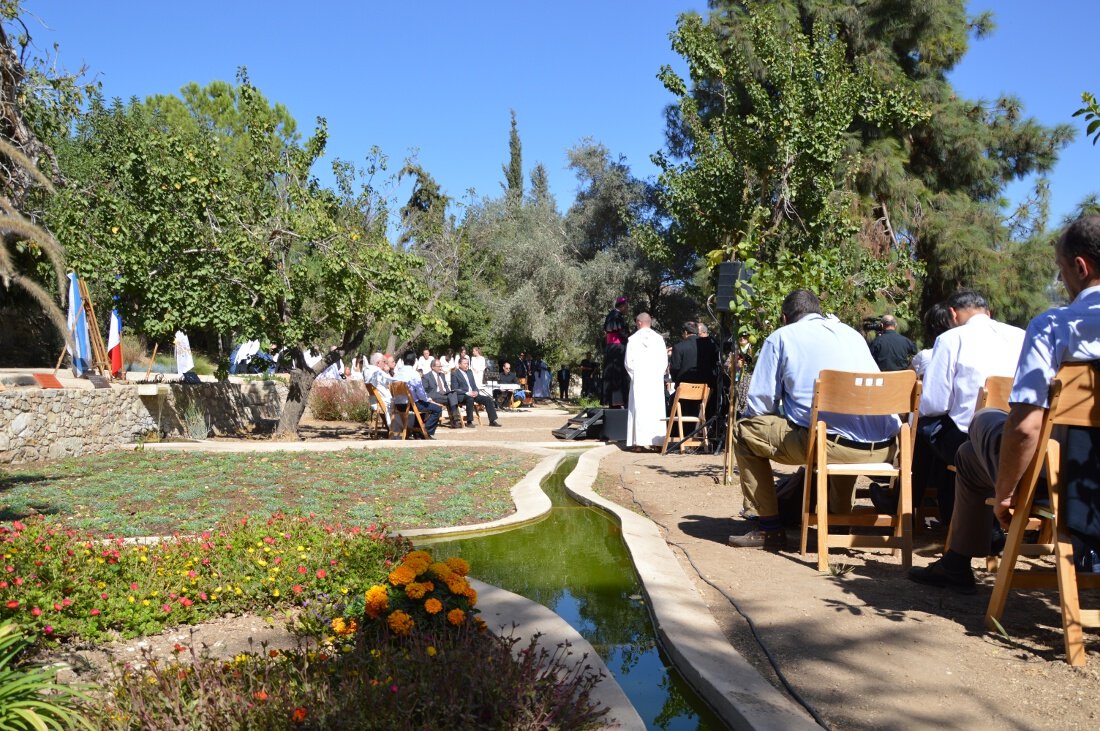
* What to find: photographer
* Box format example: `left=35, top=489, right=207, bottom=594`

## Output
left=867, top=314, right=916, bottom=371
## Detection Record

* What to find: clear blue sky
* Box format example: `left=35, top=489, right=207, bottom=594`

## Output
left=23, top=1, right=1098, bottom=225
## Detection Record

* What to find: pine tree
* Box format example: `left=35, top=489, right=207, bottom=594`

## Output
left=502, top=110, right=523, bottom=200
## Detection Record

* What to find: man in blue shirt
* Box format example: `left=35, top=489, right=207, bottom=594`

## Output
left=912, top=216, right=1100, bottom=591
left=731, top=290, right=899, bottom=551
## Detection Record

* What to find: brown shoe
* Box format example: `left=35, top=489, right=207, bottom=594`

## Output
left=728, top=529, right=788, bottom=552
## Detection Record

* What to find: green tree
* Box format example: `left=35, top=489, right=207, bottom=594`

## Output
left=502, top=109, right=522, bottom=200
left=48, top=74, right=432, bottom=435
left=659, top=1, right=1074, bottom=332
left=1075, top=92, right=1100, bottom=145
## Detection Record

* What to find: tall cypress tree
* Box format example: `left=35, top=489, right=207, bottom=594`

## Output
left=502, top=109, right=523, bottom=201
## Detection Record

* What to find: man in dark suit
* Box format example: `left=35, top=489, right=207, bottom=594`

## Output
left=669, top=320, right=719, bottom=421
left=422, top=358, right=463, bottom=428
left=451, top=356, right=502, bottom=427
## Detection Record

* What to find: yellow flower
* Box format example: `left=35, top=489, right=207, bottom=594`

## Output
left=446, top=608, right=466, bottom=626
left=424, top=598, right=443, bottom=615
left=330, top=617, right=358, bottom=636
left=426, top=645, right=437, bottom=657
left=387, top=610, right=414, bottom=636
left=444, top=557, right=470, bottom=577
left=365, top=585, right=390, bottom=618
left=388, top=565, right=417, bottom=587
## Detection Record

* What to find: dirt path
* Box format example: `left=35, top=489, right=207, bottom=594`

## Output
left=592, top=447, right=1100, bottom=731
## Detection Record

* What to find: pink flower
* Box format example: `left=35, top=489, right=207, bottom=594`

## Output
left=162, top=604, right=172, bottom=613
left=130, top=583, right=139, bottom=591
left=316, top=569, right=327, bottom=579
left=90, top=608, right=100, bottom=616
left=187, top=570, right=198, bottom=578
left=4, top=566, right=12, bottom=573
left=13, top=577, right=22, bottom=586
left=297, top=566, right=307, bottom=575
left=100, top=592, right=108, bottom=600
left=12, top=521, right=25, bottom=531
left=0, top=581, right=7, bottom=589
left=198, top=592, right=208, bottom=601
left=62, top=598, right=72, bottom=607
left=31, top=607, right=41, bottom=617
left=43, top=625, right=53, bottom=635
left=291, top=584, right=303, bottom=594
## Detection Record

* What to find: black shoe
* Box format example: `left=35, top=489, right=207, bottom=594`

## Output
left=908, top=559, right=976, bottom=594
left=465, top=421, right=476, bottom=428
left=728, top=529, right=789, bottom=552
left=488, top=421, right=502, bottom=427
left=869, top=483, right=898, bottom=514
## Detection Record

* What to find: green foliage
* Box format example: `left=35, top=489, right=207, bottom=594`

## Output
left=1074, top=92, right=1100, bottom=145
left=0, top=622, right=92, bottom=730
left=502, top=109, right=523, bottom=199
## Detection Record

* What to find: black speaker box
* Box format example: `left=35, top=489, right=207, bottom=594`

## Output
left=601, top=408, right=628, bottom=442
left=716, top=261, right=753, bottom=312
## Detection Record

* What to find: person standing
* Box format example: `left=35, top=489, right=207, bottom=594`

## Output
left=556, top=363, right=571, bottom=399
left=625, top=312, right=668, bottom=449
left=470, top=346, right=487, bottom=385
left=869, top=314, right=917, bottom=371
left=579, top=352, right=597, bottom=397
left=603, top=296, right=630, bottom=407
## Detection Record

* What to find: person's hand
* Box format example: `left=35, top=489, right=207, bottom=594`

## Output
left=994, top=495, right=1014, bottom=529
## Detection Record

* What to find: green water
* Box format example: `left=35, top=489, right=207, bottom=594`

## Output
left=419, top=455, right=725, bottom=730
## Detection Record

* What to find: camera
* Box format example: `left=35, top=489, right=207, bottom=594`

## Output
left=861, top=316, right=884, bottom=333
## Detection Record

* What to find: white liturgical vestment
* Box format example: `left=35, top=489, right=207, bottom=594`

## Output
left=625, top=326, right=669, bottom=447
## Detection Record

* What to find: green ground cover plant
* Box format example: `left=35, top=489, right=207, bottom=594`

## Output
left=0, top=449, right=533, bottom=536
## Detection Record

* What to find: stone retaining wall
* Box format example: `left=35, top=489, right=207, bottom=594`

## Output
left=0, top=382, right=288, bottom=464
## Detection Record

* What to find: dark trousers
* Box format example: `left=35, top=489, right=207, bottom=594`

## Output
left=460, top=393, right=498, bottom=424
left=914, top=414, right=968, bottom=527
left=603, top=343, right=628, bottom=407
left=416, top=400, right=441, bottom=436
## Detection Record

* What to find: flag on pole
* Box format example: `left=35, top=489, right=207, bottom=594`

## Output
left=107, top=309, right=123, bottom=377
left=66, top=273, right=91, bottom=377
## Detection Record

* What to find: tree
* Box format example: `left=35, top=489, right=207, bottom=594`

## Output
left=48, top=73, right=433, bottom=435
left=502, top=109, right=522, bottom=200
left=658, top=1, right=1074, bottom=331
left=1075, top=92, right=1100, bottom=145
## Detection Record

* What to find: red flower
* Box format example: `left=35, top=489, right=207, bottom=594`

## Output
left=179, top=597, right=193, bottom=607
left=254, top=690, right=269, bottom=702
left=292, top=584, right=303, bottom=594
left=5, top=600, right=18, bottom=609
left=0, top=581, right=7, bottom=589
left=90, top=608, right=100, bottom=616
left=290, top=707, right=307, bottom=723
left=315, top=569, right=327, bottom=579
left=162, top=604, right=172, bottom=613
left=100, top=592, right=108, bottom=600
left=172, top=643, right=185, bottom=654
left=62, top=598, right=72, bottom=607
left=130, top=583, right=139, bottom=591
left=297, top=566, right=307, bottom=575
left=31, top=607, right=41, bottom=617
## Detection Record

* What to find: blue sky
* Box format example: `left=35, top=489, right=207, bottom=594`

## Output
left=23, top=1, right=1098, bottom=226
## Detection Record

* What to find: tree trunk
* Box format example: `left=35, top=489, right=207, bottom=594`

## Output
left=275, top=366, right=316, bottom=439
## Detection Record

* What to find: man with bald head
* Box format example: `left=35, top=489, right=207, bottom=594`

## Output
left=869, top=314, right=917, bottom=372
left=625, top=312, right=668, bottom=449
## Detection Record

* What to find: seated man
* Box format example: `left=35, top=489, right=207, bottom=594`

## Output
left=361, top=352, right=395, bottom=412
left=451, top=355, right=502, bottom=427
left=392, top=350, right=440, bottom=437
left=497, top=361, right=526, bottom=408
left=897, top=290, right=1024, bottom=527
left=912, top=216, right=1100, bottom=592
left=422, top=358, right=464, bottom=428
left=730, top=289, right=900, bottom=551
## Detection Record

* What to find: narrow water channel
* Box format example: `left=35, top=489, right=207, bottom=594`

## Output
left=418, top=455, right=725, bottom=730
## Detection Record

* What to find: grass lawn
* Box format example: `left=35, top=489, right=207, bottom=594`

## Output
left=0, top=447, right=537, bottom=536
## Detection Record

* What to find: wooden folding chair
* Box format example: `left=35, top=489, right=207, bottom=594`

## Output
left=363, top=383, right=390, bottom=438
left=985, top=362, right=1100, bottom=666
left=799, top=370, right=921, bottom=572
left=388, top=381, right=429, bottom=440
left=661, top=382, right=710, bottom=455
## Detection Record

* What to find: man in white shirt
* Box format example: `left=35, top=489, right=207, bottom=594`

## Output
left=731, top=290, right=899, bottom=551
left=624, top=312, right=668, bottom=449
left=912, top=216, right=1100, bottom=592
left=906, top=290, right=1025, bottom=528
left=361, top=352, right=395, bottom=411
left=414, top=348, right=433, bottom=376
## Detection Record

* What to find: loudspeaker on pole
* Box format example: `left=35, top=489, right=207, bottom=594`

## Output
left=716, top=261, right=753, bottom=312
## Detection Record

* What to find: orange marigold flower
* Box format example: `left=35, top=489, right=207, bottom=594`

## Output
left=475, top=617, right=487, bottom=634
left=424, top=597, right=443, bottom=615
left=445, top=575, right=469, bottom=595
left=447, top=608, right=465, bottom=626
left=444, top=557, right=470, bottom=576
left=404, top=582, right=429, bottom=600
left=254, top=690, right=269, bottom=702
left=404, top=549, right=432, bottom=565
left=364, top=585, right=390, bottom=619
left=428, top=562, right=453, bottom=580
left=402, top=555, right=430, bottom=575
left=330, top=617, right=357, bottom=636
left=388, top=564, right=417, bottom=586
left=290, top=707, right=307, bottom=723
left=387, top=610, right=414, bottom=636
left=464, top=587, right=478, bottom=607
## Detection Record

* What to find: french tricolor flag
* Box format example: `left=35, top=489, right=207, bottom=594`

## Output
left=107, top=309, right=123, bottom=377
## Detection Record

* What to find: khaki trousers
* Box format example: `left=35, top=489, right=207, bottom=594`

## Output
left=734, top=415, right=895, bottom=517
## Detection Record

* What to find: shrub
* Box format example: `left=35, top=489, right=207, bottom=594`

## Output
left=309, top=383, right=376, bottom=423
left=0, top=621, right=93, bottom=730
left=0, top=515, right=408, bottom=646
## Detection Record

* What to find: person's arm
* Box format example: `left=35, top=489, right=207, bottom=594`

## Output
left=743, top=337, right=780, bottom=417
left=918, top=340, right=955, bottom=417
left=992, top=404, right=1044, bottom=527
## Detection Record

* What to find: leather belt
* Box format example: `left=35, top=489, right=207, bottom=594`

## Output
left=829, top=434, right=892, bottom=451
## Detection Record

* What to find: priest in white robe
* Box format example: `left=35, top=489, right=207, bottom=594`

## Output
left=625, top=312, right=668, bottom=448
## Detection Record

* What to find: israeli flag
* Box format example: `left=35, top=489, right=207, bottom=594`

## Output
left=66, top=273, right=91, bottom=376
